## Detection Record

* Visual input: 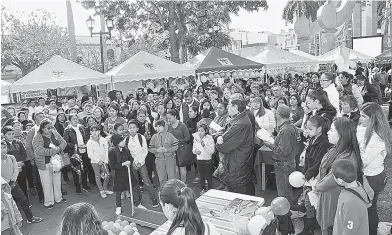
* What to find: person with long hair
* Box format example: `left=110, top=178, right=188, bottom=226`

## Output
left=302, top=89, right=337, bottom=130
left=159, top=179, right=218, bottom=235
left=251, top=97, right=275, bottom=135
left=103, top=104, right=127, bottom=136
left=337, top=71, right=364, bottom=108
left=59, top=202, right=107, bottom=235
left=32, top=119, right=67, bottom=209
left=315, top=117, right=364, bottom=235
left=289, top=94, right=304, bottom=127
left=167, top=109, right=191, bottom=182
left=357, top=102, right=392, bottom=235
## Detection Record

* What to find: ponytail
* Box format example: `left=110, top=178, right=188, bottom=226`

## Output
left=160, top=180, right=205, bottom=235
left=307, top=115, right=331, bottom=134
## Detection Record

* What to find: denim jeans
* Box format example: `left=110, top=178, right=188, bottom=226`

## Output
left=132, top=164, right=157, bottom=201
left=197, top=160, right=212, bottom=191
left=91, top=163, right=109, bottom=192
left=366, top=171, right=386, bottom=235
left=32, top=160, right=44, bottom=200
left=155, top=156, right=177, bottom=187
left=274, top=159, right=296, bottom=204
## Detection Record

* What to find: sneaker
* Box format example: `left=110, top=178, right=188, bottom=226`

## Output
left=193, top=177, right=200, bottom=184
left=125, top=191, right=131, bottom=198
left=115, top=207, right=121, bottom=215
left=57, top=198, right=67, bottom=203
left=45, top=204, right=54, bottom=210
left=105, top=190, right=114, bottom=195
left=76, top=188, right=82, bottom=195
left=100, top=191, right=107, bottom=198
left=82, top=186, right=91, bottom=192
left=139, top=186, right=144, bottom=193
left=152, top=199, right=159, bottom=208
left=27, top=216, right=43, bottom=223
left=30, top=187, right=37, bottom=196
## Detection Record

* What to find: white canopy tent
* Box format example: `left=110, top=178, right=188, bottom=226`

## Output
left=288, top=49, right=318, bottom=60
left=10, top=55, right=111, bottom=93
left=245, top=45, right=320, bottom=75
left=317, top=46, right=375, bottom=63
left=106, top=51, right=195, bottom=95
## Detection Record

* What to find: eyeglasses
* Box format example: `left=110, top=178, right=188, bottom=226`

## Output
left=320, top=79, right=330, bottom=82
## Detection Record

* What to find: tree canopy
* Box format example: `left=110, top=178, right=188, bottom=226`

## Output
left=282, top=0, right=325, bottom=24
left=1, top=7, right=72, bottom=76
left=85, top=0, right=268, bottom=63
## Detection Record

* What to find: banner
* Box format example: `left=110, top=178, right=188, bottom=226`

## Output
left=20, top=90, right=47, bottom=100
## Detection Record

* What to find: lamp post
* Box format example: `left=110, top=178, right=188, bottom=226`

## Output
left=208, top=25, right=220, bottom=47
left=86, top=16, right=114, bottom=73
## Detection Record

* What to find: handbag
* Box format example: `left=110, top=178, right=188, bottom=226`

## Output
left=100, top=164, right=110, bottom=180
left=176, top=142, right=195, bottom=167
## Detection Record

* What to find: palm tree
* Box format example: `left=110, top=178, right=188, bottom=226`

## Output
left=66, top=0, right=77, bottom=61
left=282, top=0, right=326, bottom=24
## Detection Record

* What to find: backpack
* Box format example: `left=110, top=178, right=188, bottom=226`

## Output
left=125, top=134, right=144, bottom=148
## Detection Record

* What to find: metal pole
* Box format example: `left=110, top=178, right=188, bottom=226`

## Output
left=99, top=32, right=105, bottom=73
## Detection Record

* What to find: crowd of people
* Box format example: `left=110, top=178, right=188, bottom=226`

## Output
left=1, top=64, right=392, bottom=235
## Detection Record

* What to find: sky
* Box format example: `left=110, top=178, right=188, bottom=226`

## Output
left=1, top=0, right=292, bottom=36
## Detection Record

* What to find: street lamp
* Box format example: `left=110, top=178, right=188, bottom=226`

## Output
left=85, top=15, right=114, bottom=73
left=208, top=25, right=220, bottom=47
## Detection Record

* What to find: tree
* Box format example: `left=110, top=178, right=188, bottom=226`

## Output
left=1, top=7, right=72, bottom=77
left=85, top=1, right=268, bottom=63
left=282, top=0, right=325, bottom=24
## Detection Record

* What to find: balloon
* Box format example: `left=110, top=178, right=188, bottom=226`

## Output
left=115, top=219, right=122, bottom=224
left=289, top=171, right=305, bottom=188
left=225, top=72, right=231, bottom=78
left=214, top=73, right=220, bottom=78
left=115, top=228, right=122, bottom=234
left=244, top=72, right=250, bottom=78
left=123, top=225, right=133, bottom=233
left=247, top=215, right=268, bottom=235
left=119, top=232, right=127, bottom=235
left=107, top=230, right=114, bottom=235
left=120, top=221, right=129, bottom=227
left=134, top=233, right=140, bottom=235
left=132, top=227, right=138, bottom=232
left=200, top=75, right=207, bottom=83
left=103, top=225, right=110, bottom=230
left=270, top=197, right=290, bottom=215
left=238, top=71, right=244, bottom=78
left=232, top=72, right=238, bottom=78
left=109, top=221, right=115, bottom=226
left=113, top=223, right=121, bottom=228
left=208, top=74, right=214, bottom=80
left=220, top=72, right=225, bottom=78
left=102, top=221, right=109, bottom=227
left=129, top=223, right=136, bottom=228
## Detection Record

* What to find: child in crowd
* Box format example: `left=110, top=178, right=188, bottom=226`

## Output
left=86, top=125, right=112, bottom=198
left=293, top=115, right=331, bottom=234
left=1, top=141, right=42, bottom=224
left=2, top=126, right=31, bottom=199
left=192, top=123, right=215, bottom=195
left=106, top=122, right=125, bottom=148
left=149, top=120, right=178, bottom=187
left=125, top=120, right=159, bottom=208
left=108, top=134, right=142, bottom=215
left=1, top=177, right=23, bottom=235
left=331, top=159, right=371, bottom=235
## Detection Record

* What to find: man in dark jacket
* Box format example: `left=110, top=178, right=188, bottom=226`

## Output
left=180, top=90, right=200, bottom=124
left=264, top=105, right=301, bottom=204
left=216, top=98, right=255, bottom=196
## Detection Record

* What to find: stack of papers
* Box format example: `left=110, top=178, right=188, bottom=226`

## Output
left=256, top=128, right=275, bottom=144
